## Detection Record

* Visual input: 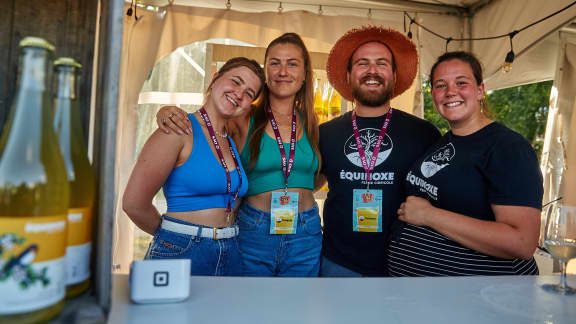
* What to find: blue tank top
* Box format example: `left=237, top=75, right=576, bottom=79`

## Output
left=162, top=114, right=248, bottom=212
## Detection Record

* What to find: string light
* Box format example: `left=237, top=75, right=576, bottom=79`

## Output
left=445, top=37, right=452, bottom=52
left=127, top=0, right=134, bottom=17
left=318, top=5, right=323, bottom=15
left=367, top=8, right=372, bottom=19
left=225, top=0, right=231, bottom=9
left=407, top=18, right=414, bottom=39
left=126, top=0, right=140, bottom=20
left=503, top=31, right=518, bottom=73
left=278, top=2, right=283, bottom=13
left=403, top=1, right=576, bottom=73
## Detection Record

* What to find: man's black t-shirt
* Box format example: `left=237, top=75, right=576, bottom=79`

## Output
left=319, top=109, right=441, bottom=276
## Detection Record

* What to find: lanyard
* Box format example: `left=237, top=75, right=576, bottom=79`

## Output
left=199, top=107, right=242, bottom=215
left=267, top=106, right=297, bottom=192
left=351, top=108, right=393, bottom=187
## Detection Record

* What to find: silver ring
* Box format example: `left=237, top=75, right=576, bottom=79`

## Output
left=162, top=118, right=166, bottom=125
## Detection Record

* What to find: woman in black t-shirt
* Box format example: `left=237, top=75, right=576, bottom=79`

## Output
left=388, top=52, right=543, bottom=276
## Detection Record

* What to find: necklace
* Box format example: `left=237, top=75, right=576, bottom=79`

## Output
left=197, top=112, right=228, bottom=137
left=214, top=129, right=228, bottom=138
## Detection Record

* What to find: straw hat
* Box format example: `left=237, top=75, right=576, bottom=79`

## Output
left=326, top=26, right=418, bottom=102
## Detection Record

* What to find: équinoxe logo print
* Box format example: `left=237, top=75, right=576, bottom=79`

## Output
left=420, top=142, right=455, bottom=178
left=344, top=128, right=393, bottom=168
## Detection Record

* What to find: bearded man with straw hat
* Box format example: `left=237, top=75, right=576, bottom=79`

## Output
left=318, top=26, right=441, bottom=277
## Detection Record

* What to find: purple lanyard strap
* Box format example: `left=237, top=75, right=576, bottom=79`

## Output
left=267, top=106, right=297, bottom=192
left=199, top=107, right=242, bottom=214
left=351, top=108, right=393, bottom=188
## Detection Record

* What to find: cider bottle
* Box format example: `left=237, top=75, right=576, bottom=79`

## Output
left=328, top=87, right=342, bottom=119
left=313, top=79, right=324, bottom=123
left=53, top=58, right=95, bottom=298
left=322, top=84, right=331, bottom=121
left=0, top=37, right=69, bottom=323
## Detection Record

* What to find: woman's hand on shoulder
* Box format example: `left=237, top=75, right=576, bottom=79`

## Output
left=156, top=105, right=192, bottom=135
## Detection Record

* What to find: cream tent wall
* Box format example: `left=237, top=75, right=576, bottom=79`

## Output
left=473, top=1, right=576, bottom=90
left=541, top=32, right=576, bottom=209
left=112, top=0, right=576, bottom=272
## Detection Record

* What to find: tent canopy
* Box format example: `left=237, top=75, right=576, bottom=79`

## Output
left=134, top=0, right=576, bottom=90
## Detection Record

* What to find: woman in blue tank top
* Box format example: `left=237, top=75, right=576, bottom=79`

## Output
left=157, top=33, right=323, bottom=277
left=123, top=58, right=265, bottom=276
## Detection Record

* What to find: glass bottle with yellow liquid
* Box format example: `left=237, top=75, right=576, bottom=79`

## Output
left=328, top=86, right=342, bottom=119
left=313, top=79, right=324, bottom=124
left=322, top=83, right=331, bottom=122
left=0, top=37, right=69, bottom=323
left=53, top=58, right=95, bottom=299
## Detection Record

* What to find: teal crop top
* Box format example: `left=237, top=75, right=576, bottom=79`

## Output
left=240, top=116, right=318, bottom=196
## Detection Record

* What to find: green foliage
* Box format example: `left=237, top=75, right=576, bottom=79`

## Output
left=422, top=81, right=450, bottom=135
left=487, top=81, right=552, bottom=156
left=422, top=80, right=553, bottom=157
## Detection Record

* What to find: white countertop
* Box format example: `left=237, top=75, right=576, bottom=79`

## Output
left=107, top=274, right=576, bottom=324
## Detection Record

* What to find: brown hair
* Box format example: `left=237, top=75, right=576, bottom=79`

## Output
left=207, top=57, right=266, bottom=99
left=429, top=51, right=490, bottom=118
left=247, top=33, right=320, bottom=171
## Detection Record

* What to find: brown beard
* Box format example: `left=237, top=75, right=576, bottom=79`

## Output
left=352, top=75, right=394, bottom=107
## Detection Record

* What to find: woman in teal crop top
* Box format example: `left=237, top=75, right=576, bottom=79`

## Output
left=123, top=58, right=265, bottom=276
left=157, top=33, right=324, bottom=277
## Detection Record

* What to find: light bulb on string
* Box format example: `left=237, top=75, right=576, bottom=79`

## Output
left=503, top=51, right=515, bottom=73
left=445, top=38, right=452, bottom=52
left=502, top=31, right=517, bottom=73
left=407, top=19, right=414, bottom=39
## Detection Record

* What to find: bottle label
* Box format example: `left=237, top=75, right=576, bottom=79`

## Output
left=66, top=207, right=93, bottom=285
left=0, top=215, right=67, bottom=314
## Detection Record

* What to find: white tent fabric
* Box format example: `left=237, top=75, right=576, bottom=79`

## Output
left=474, top=1, right=576, bottom=90
left=541, top=32, right=576, bottom=208
left=112, top=1, right=576, bottom=272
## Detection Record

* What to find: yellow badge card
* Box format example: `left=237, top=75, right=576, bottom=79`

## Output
left=270, top=192, right=299, bottom=234
left=352, top=189, right=382, bottom=232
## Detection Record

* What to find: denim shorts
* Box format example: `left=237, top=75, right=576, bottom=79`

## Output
left=145, top=215, right=242, bottom=276
left=237, top=202, right=322, bottom=277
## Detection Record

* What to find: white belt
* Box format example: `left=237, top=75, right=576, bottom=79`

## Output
left=161, top=218, right=238, bottom=240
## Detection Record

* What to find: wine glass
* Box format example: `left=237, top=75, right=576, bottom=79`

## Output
left=542, top=203, right=576, bottom=295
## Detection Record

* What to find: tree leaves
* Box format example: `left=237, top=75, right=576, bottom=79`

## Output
left=423, top=80, right=553, bottom=158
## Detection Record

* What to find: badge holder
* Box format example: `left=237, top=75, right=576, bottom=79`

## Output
left=270, top=191, right=299, bottom=234
left=352, top=188, right=382, bottom=232
left=349, top=109, right=390, bottom=233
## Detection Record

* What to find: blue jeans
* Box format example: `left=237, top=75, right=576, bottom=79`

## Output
left=319, top=255, right=363, bottom=277
left=145, top=216, right=242, bottom=276
left=237, top=202, right=322, bottom=277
